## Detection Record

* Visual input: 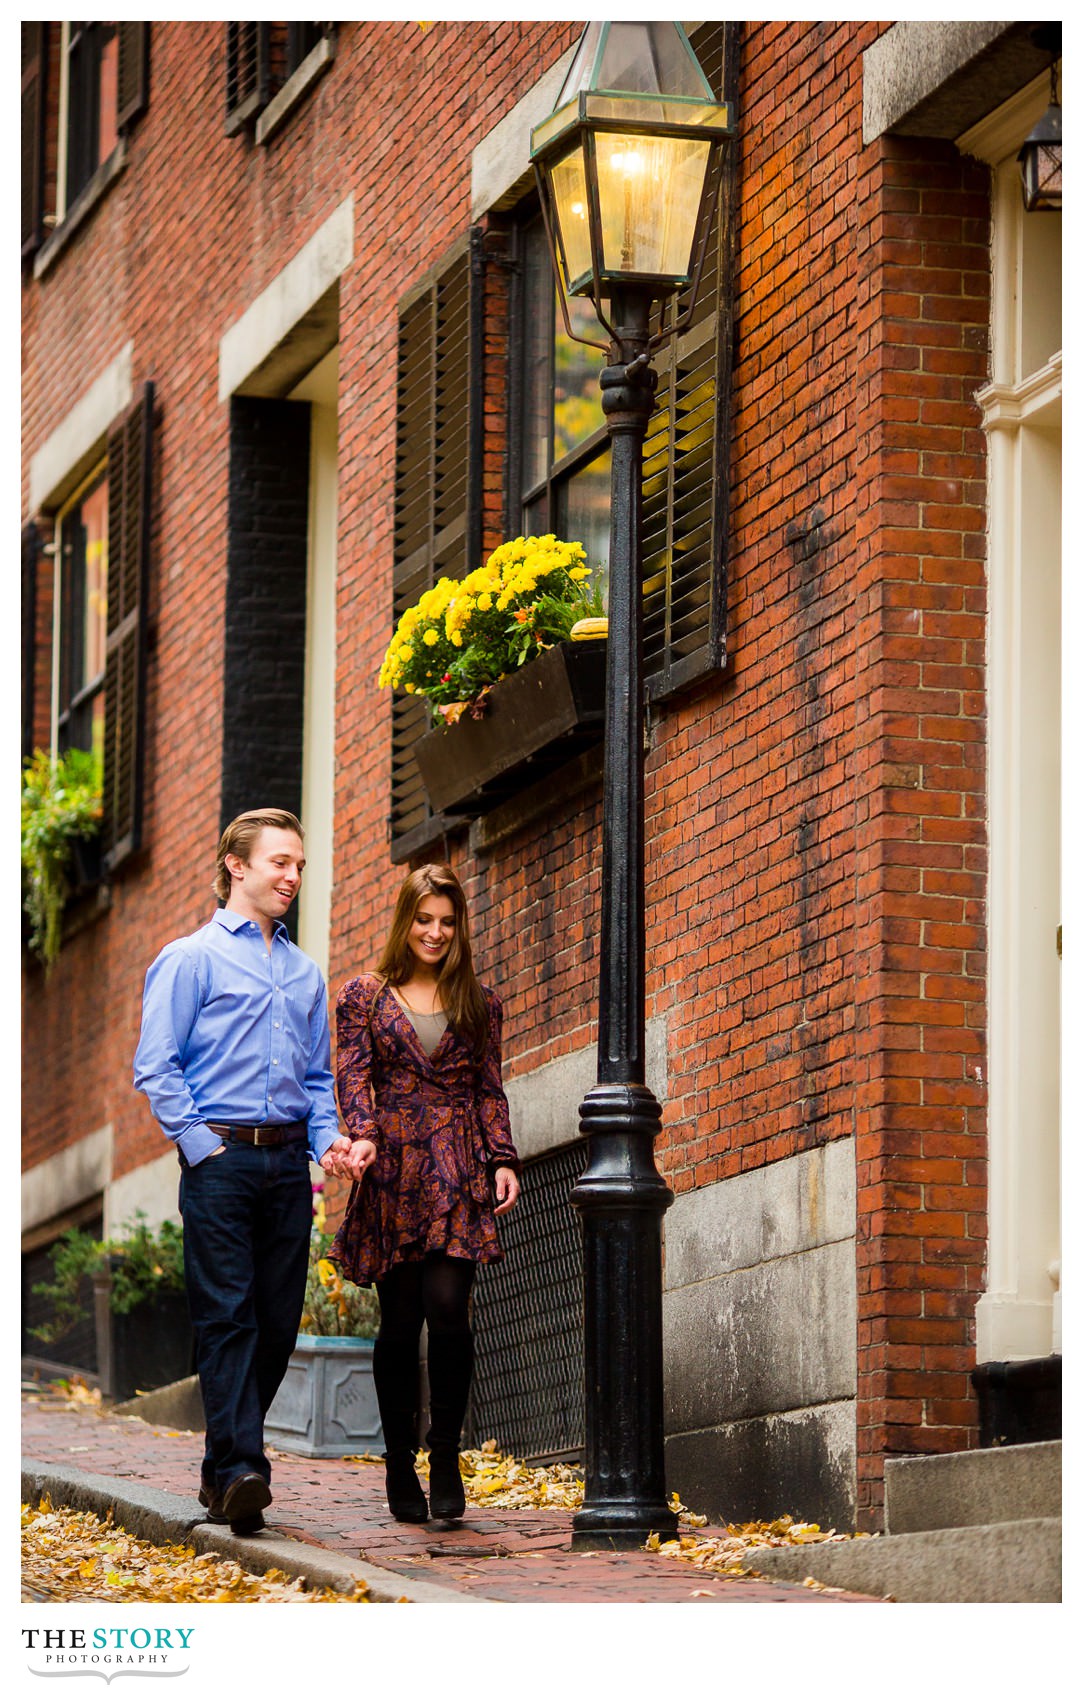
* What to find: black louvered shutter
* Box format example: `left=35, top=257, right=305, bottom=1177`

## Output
left=116, top=22, right=149, bottom=132
left=102, top=383, right=154, bottom=870
left=388, top=241, right=475, bottom=858
left=21, top=22, right=46, bottom=260
left=225, top=22, right=271, bottom=128
left=642, top=20, right=737, bottom=701
left=22, top=522, right=41, bottom=761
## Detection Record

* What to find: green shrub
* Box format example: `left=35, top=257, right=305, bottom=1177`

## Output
left=30, top=1211, right=186, bottom=1345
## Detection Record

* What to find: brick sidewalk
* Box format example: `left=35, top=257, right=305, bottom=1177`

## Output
left=22, top=1395, right=878, bottom=1604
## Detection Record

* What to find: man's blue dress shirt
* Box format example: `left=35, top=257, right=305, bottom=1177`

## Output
left=133, top=908, right=339, bottom=1166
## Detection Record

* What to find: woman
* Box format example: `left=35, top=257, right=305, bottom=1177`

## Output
left=331, top=865, right=520, bottom=1523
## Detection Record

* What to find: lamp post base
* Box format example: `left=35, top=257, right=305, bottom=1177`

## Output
left=570, top=1083, right=679, bottom=1552
left=570, top=1503, right=678, bottom=1553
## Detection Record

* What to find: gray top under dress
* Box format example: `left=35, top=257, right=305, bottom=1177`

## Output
left=400, top=1005, right=449, bottom=1057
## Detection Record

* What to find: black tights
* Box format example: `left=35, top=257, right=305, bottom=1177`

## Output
left=376, top=1254, right=476, bottom=1349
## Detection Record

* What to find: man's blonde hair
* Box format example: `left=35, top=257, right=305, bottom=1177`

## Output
left=214, top=808, right=303, bottom=904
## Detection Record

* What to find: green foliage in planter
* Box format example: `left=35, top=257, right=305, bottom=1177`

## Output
left=21, top=746, right=103, bottom=969
left=301, top=1228, right=380, bottom=1339
left=30, top=1211, right=185, bottom=1345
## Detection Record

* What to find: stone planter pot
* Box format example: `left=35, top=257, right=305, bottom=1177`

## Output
left=265, top=1335, right=383, bottom=1458
left=413, top=637, right=606, bottom=818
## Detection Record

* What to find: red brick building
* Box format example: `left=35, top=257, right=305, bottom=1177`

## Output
left=21, top=21, right=1061, bottom=1530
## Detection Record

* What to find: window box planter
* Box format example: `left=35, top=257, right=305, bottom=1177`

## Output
left=265, top=1335, right=383, bottom=1458
left=413, top=637, right=607, bottom=818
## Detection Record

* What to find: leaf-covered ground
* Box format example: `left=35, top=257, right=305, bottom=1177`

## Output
left=25, top=1382, right=873, bottom=1598
left=402, top=1440, right=874, bottom=1587
left=21, top=1501, right=371, bottom=1605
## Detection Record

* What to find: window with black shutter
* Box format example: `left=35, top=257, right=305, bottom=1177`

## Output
left=64, top=23, right=119, bottom=206
left=641, top=19, right=737, bottom=700
left=224, top=21, right=335, bottom=134
left=21, top=23, right=47, bottom=259
left=24, top=21, right=151, bottom=265
left=388, top=239, right=477, bottom=860
left=116, top=21, right=150, bottom=132
left=21, top=523, right=41, bottom=762
left=49, top=383, right=155, bottom=872
left=101, top=384, right=154, bottom=870
left=512, top=19, right=738, bottom=704
left=384, top=25, right=736, bottom=840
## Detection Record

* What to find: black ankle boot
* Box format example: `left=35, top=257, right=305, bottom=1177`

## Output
left=383, top=1452, right=429, bottom=1523
left=373, top=1338, right=429, bottom=1524
left=427, top=1444, right=466, bottom=1520
left=425, top=1329, right=474, bottom=1521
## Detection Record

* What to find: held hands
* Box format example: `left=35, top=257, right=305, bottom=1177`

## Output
left=493, top=1166, right=520, bottom=1216
left=319, top=1135, right=377, bottom=1182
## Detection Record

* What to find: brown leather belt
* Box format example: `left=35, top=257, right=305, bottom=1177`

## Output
left=208, top=1120, right=308, bottom=1147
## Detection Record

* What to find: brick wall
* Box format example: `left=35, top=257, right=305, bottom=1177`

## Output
left=852, top=133, right=990, bottom=1525
left=22, top=21, right=993, bottom=1527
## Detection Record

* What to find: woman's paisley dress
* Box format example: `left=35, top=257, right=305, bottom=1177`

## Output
left=330, top=975, right=520, bottom=1285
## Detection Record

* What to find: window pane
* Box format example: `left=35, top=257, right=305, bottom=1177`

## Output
left=558, top=448, right=611, bottom=602
left=521, top=223, right=551, bottom=497
left=553, top=295, right=606, bottom=463
left=66, top=24, right=117, bottom=205
left=82, top=479, right=109, bottom=688
left=58, top=471, right=108, bottom=753
left=98, top=28, right=118, bottom=163
left=523, top=490, right=549, bottom=537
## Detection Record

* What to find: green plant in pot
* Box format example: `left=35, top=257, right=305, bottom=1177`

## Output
left=301, top=1227, right=380, bottom=1338
left=21, top=746, right=103, bottom=969
left=31, top=1212, right=190, bottom=1404
left=30, top=1211, right=186, bottom=1344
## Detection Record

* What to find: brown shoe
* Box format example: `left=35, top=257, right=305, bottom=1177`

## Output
left=221, top=1472, right=271, bottom=1534
left=198, top=1479, right=228, bottom=1523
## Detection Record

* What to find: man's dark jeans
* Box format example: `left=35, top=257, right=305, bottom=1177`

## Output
left=179, top=1138, right=311, bottom=1492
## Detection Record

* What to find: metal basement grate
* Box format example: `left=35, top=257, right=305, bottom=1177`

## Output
left=466, top=1138, right=586, bottom=1462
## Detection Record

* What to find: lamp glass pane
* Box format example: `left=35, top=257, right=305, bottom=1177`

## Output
left=550, top=144, right=594, bottom=293
left=1022, top=141, right=1062, bottom=209
left=584, top=92, right=730, bottom=129
left=555, top=20, right=717, bottom=106
left=594, top=132, right=710, bottom=281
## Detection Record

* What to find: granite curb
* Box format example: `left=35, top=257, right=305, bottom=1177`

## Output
left=21, top=1458, right=481, bottom=1606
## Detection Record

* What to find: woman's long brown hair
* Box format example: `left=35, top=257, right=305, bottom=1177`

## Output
left=376, top=865, right=490, bottom=1054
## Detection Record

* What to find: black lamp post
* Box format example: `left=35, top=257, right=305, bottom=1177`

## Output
left=531, top=21, right=735, bottom=1551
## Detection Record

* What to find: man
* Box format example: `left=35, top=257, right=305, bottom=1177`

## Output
left=134, top=808, right=353, bottom=1535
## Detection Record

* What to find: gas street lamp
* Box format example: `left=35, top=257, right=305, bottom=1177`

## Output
left=531, top=21, right=735, bottom=1551
left=1018, top=24, right=1062, bottom=213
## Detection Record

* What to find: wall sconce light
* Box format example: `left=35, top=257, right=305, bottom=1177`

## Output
left=1019, top=24, right=1062, bottom=212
